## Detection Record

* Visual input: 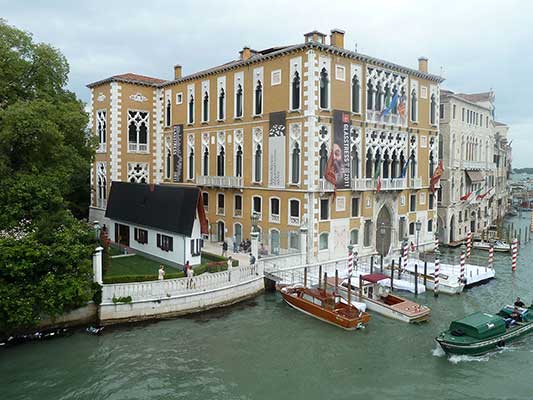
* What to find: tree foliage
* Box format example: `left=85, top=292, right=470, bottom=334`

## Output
left=0, top=20, right=96, bottom=334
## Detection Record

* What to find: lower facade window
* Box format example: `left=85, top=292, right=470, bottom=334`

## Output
left=157, top=233, right=173, bottom=252
left=363, top=220, right=372, bottom=247
left=134, top=228, right=148, bottom=244
left=319, top=233, right=329, bottom=250
left=190, top=238, right=203, bottom=257
left=350, top=229, right=359, bottom=245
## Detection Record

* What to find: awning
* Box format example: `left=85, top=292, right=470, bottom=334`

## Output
left=361, top=273, right=389, bottom=283
left=466, top=170, right=484, bottom=183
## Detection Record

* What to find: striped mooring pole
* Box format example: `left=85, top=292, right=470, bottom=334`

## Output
left=347, top=244, right=354, bottom=277
left=434, top=250, right=440, bottom=297
left=466, top=231, right=472, bottom=258
left=511, top=238, right=518, bottom=272
left=402, top=241, right=408, bottom=272
left=488, top=244, right=494, bottom=269
left=460, top=250, right=466, bottom=284
left=434, top=234, right=439, bottom=252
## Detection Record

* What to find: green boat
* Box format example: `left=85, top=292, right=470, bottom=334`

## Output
left=436, top=305, right=533, bottom=356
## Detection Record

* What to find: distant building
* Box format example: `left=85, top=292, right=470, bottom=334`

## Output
left=437, top=90, right=511, bottom=244
left=88, top=28, right=444, bottom=262
left=105, top=182, right=207, bottom=266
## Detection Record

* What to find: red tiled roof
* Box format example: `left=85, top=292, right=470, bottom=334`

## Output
left=111, top=73, right=166, bottom=84
left=456, top=92, right=493, bottom=102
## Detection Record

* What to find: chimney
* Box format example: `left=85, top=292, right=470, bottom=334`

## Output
left=330, top=29, right=345, bottom=48
left=240, top=46, right=252, bottom=61
left=418, top=57, right=428, bottom=73
left=174, top=64, right=182, bottom=79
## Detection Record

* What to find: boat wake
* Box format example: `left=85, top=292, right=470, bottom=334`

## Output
left=448, top=354, right=490, bottom=364
left=431, top=345, right=446, bottom=357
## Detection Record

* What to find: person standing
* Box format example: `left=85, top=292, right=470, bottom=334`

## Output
left=158, top=265, right=165, bottom=280
left=222, top=240, right=228, bottom=257
left=232, top=235, right=238, bottom=253
left=250, top=254, right=257, bottom=275
left=227, top=256, right=233, bottom=281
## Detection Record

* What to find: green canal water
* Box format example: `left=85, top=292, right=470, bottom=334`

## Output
left=2, top=215, right=533, bottom=400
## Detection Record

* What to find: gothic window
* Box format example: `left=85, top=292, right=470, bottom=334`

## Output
left=203, top=147, right=209, bottom=176
left=96, top=110, right=106, bottom=151
left=188, top=94, right=194, bottom=124
left=319, top=143, right=328, bottom=179
left=235, top=84, right=243, bottom=118
left=410, top=151, right=417, bottom=179
left=188, top=149, right=194, bottom=180
left=235, top=145, right=243, bottom=177
left=399, top=152, right=405, bottom=178
left=254, top=144, right=262, bottom=182
left=410, top=89, right=417, bottom=122
left=127, top=110, right=149, bottom=152
left=202, top=92, right=209, bottom=122
left=291, top=143, right=300, bottom=184
left=365, top=148, right=373, bottom=179
left=254, top=81, right=263, bottom=115
left=351, top=76, right=360, bottom=113
left=127, top=162, right=149, bottom=183
left=351, top=146, right=359, bottom=178
left=291, top=72, right=300, bottom=110
left=217, top=147, right=225, bottom=176
left=430, top=94, right=436, bottom=125
left=375, top=82, right=382, bottom=111
left=374, top=150, right=381, bottom=177
left=218, top=88, right=225, bottom=120
left=367, top=81, right=374, bottom=110
left=96, top=163, right=106, bottom=208
left=429, top=151, right=435, bottom=178
left=391, top=151, right=398, bottom=178
left=319, top=68, right=329, bottom=109
left=166, top=149, right=171, bottom=179
left=166, top=99, right=171, bottom=126
left=382, top=151, right=390, bottom=179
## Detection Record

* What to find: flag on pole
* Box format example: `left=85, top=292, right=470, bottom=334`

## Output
left=397, top=94, right=406, bottom=119
left=430, top=160, right=443, bottom=193
left=400, top=158, right=410, bottom=178
left=380, top=92, right=399, bottom=119
left=460, top=192, right=472, bottom=201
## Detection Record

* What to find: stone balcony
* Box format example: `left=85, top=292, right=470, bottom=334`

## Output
left=196, top=175, right=243, bottom=188
left=462, top=160, right=487, bottom=170
left=408, top=177, right=422, bottom=189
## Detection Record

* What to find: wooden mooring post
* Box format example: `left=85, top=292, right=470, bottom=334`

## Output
left=424, top=261, right=428, bottom=289
left=370, top=255, right=374, bottom=274
left=318, top=265, right=322, bottom=289
left=335, top=269, right=339, bottom=294
left=323, top=272, right=328, bottom=291
left=398, top=256, right=402, bottom=280
left=390, top=259, right=395, bottom=291
left=380, top=255, right=384, bottom=273
left=304, top=267, right=308, bottom=288
left=414, top=264, right=418, bottom=296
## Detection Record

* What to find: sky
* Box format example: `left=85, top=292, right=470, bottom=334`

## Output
left=2, top=0, right=532, bottom=167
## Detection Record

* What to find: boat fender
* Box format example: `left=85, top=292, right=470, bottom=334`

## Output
left=497, top=340, right=505, bottom=347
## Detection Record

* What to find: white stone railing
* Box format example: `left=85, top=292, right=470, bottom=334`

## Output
left=102, top=265, right=262, bottom=304
left=462, top=160, right=486, bottom=170
left=381, top=178, right=407, bottom=191
left=319, top=178, right=335, bottom=192
left=270, top=214, right=280, bottom=224
left=196, top=175, right=243, bottom=188
left=352, top=178, right=375, bottom=191
left=409, top=177, right=422, bottom=189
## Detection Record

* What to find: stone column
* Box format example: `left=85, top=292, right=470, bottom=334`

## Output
left=251, top=231, right=259, bottom=262
left=300, top=226, right=308, bottom=266
left=93, top=246, right=103, bottom=284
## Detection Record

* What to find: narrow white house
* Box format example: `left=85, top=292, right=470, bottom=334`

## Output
left=105, top=182, right=208, bottom=266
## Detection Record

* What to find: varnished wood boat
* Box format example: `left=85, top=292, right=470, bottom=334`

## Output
left=280, top=284, right=370, bottom=330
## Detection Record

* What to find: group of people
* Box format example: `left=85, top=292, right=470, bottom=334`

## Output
left=158, top=261, right=195, bottom=288
left=505, top=297, right=529, bottom=327
left=221, top=238, right=256, bottom=256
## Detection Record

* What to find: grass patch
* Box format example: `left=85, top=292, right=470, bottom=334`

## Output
left=108, top=246, right=124, bottom=257
left=106, top=255, right=181, bottom=278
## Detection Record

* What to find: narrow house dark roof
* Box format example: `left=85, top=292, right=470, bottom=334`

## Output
left=105, top=182, right=200, bottom=237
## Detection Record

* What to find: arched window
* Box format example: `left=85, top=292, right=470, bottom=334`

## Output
left=291, top=143, right=300, bottom=184
left=365, top=148, right=373, bottom=179
left=202, top=192, right=209, bottom=211
left=166, top=99, right=171, bottom=126
left=375, top=82, right=382, bottom=111
left=202, top=92, right=209, bottom=122
left=350, top=229, right=359, bottom=245
left=382, top=150, right=390, bottom=179
left=217, top=147, right=225, bottom=176
left=410, top=151, right=416, bottom=179
left=218, top=88, right=225, bottom=120
left=367, top=80, right=374, bottom=110
left=351, top=76, right=360, bottom=113
left=374, top=150, right=381, bottom=178
left=399, top=152, right=405, bottom=178
left=351, top=146, right=359, bottom=178
left=235, top=145, right=243, bottom=177
left=166, top=149, right=171, bottom=179
left=410, top=89, right=417, bottom=122
left=319, top=143, right=328, bottom=178
left=430, top=94, right=436, bottom=125
left=188, top=149, right=194, bottom=180
left=429, top=151, right=435, bottom=178
left=319, top=68, right=329, bottom=109
left=217, top=193, right=225, bottom=214
left=391, top=151, right=398, bottom=178
left=235, top=84, right=243, bottom=118
left=203, top=147, right=209, bottom=176
left=254, top=144, right=262, bottom=182
left=254, top=81, right=262, bottom=115
left=291, top=72, right=300, bottom=110
left=319, top=233, right=329, bottom=250
left=188, top=94, right=194, bottom=124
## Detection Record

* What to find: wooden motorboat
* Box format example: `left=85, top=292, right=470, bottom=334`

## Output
left=327, top=274, right=430, bottom=323
left=280, top=284, right=370, bottom=330
left=436, top=305, right=533, bottom=356
left=472, top=240, right=511, bottom=253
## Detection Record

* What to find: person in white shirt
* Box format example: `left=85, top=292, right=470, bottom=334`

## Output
left=158, top=265, right=165, bottom=280
left=227, top=256, right=233, bottom=281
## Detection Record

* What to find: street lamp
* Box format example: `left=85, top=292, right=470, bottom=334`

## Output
left=92, top=220, right=101, bottom=241
left=250, top=211, right=259, bottom=233
left=415, top=220, right=422, bottom=256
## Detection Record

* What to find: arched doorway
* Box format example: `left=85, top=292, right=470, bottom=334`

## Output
left=234, top=223, right=242, bottom=245
left=449, top=215, right=455, bottom=243
left=217, top=221, right=225, bottom=242
left=375, top=207, right=392, bottom=256
left=270, top=229, right=280, bottom=255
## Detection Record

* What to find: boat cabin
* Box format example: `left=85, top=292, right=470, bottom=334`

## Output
left=448, top=312, right=506, bottom=339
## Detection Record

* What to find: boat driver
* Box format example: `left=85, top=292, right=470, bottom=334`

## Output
left=514, top=297, right=525, bottom=308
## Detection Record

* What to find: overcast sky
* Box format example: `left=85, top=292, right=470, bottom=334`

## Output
left=2, top=0, right=532, bottom=167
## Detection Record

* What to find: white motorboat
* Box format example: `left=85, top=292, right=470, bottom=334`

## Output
left=472, top=240, right=511, bottom=253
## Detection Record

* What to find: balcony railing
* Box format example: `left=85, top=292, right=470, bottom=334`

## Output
left=409, top=177, right=422, bottom=189
left=462, top=160, right=486, bottom=170
left=352, top=178, right=375, bottom=191
left=269, top=214, right=280, bottom=224
left=217, top=207, right=225, bottom=215
left=196, top=175, right=243, bottom=188
left=319, top=178, right=335, bottom=192
left=289, top=215, right=300, bottom=226
left=351, top=178, right=406, bottom=191
left=128, top=143, right=148, bottom=153
left=380, top=178, right=406, bottom=191
left=234, top=209, right=242, bottom=217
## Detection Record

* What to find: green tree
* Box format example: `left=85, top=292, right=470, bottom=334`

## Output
left=0, top=20, right=96, bottom=334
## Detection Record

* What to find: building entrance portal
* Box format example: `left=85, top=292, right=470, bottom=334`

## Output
left=375, top=207, right=392, bottom=256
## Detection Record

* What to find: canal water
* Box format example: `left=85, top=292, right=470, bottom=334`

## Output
left=2, top=214, right=533, bottom=400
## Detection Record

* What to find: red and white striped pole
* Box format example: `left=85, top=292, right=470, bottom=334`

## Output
left=511, top=238, right=518, bottom=272
left=460, top=250, right=466, bottom=284
left=434, top=250, right=440, bottom=297
left=347, top=244, right=354, bottom=277
left=403, top=241, right=408, bottom=271
left=488, top=244, right=494, bottom=269
left=466, top=232, right=472, bottom=258
left=434, top=234, right=439, bottom=252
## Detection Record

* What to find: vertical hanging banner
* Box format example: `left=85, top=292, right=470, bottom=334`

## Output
left=268, top=111, right=286, bottom=188
left=172, top=124, right=183, bottom=182
left=333, top=110, right=352, bottom=189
